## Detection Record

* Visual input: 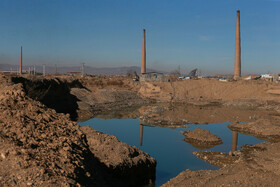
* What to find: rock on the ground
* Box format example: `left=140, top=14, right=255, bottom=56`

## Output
left=80, top=126, right=156, bottom=186
left=182, top=128, right=223, bottom=149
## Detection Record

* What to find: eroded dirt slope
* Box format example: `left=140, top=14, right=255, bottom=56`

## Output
left=0, top=75, right=156, bottom=186
left=0, top=75, right=93, bottom=186
left=138, top=79, right=280, bottom=103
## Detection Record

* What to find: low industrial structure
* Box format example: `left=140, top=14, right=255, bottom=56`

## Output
left=140, top=72, right=169, bottom=82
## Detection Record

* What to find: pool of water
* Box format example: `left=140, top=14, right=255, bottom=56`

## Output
left=79, top=118, right=265, bottom=186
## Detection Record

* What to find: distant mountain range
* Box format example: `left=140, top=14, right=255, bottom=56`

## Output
left=0, top=64, right=166, bottom=75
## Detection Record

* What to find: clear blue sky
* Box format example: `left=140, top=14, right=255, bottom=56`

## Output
left=0, top=0, right=279, bottom=75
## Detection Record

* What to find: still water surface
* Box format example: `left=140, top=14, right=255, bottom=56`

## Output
left=79, top=118, right=265, bottom=186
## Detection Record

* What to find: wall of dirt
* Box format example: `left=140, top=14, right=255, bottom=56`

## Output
left=11, top=77, right=85, bottom=120
left=138, top=79, right=280, bottom=103
left=10, top=76, right=280, bottom=122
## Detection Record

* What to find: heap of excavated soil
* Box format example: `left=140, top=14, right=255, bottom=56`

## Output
left=80, top=126, right=156, bottom=186
left=182, top=128, right=223, bottom=149
left=0, top=76, right=93, bottom=186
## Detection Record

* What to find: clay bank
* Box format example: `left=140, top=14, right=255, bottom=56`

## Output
left=1, top=74, right=280, bottom=186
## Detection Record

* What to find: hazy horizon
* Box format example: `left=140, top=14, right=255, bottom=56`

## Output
left=0, top=0, right=279, bottom=75
left=1, top=63, right=271, bottom=76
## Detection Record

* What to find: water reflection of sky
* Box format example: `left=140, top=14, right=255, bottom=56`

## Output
left=79, top=118, right=265, bottom=187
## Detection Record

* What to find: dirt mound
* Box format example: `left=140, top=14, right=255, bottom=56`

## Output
left=0, top=77, right=93, bottom=186
left=81, top=126, right=156, bottom=186
left=182, top=128, right=223, bottom=149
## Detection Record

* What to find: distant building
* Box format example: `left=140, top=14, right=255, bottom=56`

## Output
left=140, top=72, right=169, bottom=82
left=242, top=75, right=261, bottom=80
left=261, top=74, right=272, bottom=79
left=67, top=72, right=82, bottom=76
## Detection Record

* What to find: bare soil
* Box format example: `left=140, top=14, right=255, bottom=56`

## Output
left=182, top=128, right=223, bottom=149
left=0, top=75, right=156, bottom=186
left=193, top=151, right=240, bottom=168
left=2, top=74, right=280, bottom=186
left=80, top=126, right=156, bottom=186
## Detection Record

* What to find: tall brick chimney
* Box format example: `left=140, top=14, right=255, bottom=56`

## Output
left=141, top=29, right=146, bottom=74
left=234, top=10, right=241, bottom=79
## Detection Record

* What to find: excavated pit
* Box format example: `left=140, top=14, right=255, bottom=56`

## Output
left=11, top=76, right=84, bottom=120
left=1, top=75, right=156, bottom=186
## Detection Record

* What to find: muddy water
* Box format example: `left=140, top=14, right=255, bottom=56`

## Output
left=79, top=117, right=266, bottom=186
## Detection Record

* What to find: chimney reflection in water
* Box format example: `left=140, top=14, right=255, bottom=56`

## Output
left=232, top=131, right=238, bottom=152
left=140, top=124, right=143, bottom=146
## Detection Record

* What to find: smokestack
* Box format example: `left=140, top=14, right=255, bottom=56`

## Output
left=20, top=46, right=23, bottom=74
left=234, top=10, right=241, bottom=79
left=141, top=29, right=146, bottom=74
